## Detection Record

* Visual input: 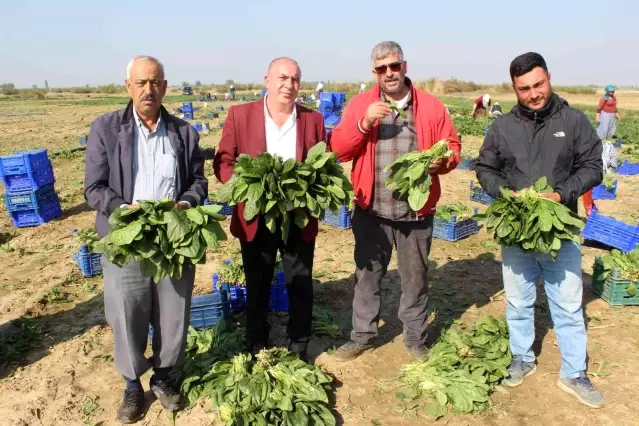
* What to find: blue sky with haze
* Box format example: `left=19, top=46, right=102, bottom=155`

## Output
left=1, top=0, right=637, bottom=88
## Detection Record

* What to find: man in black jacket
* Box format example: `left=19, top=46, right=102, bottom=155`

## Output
left=475, top=52, right=604, bottom=408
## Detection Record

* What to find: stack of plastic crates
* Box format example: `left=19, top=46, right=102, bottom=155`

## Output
left=183, top=102, right=194, bottom=120
left=322, top=205, right=352, bottom=229
left=0, top=149, right=61, bottom=228
left=268, top=271, right=288, bottom=312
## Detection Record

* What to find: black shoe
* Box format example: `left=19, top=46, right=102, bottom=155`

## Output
left=288, top=339, right=309, bottom=362
left=150, top=375, right=182, bottom=412
left=333, top=340, right=373, bottom=361
left=117, top=388, right=145, bottom=424
left=406, top=345, right=430, bottom=361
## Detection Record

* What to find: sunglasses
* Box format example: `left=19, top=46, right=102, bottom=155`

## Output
left=373, top=61, right=403, bottom=74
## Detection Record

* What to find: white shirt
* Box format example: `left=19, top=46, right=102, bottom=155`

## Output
left=360, top=83, right=366, bottom=90
left=264, top=95, right=297, bottom=161
left=316, top=82, right=324, bottom=92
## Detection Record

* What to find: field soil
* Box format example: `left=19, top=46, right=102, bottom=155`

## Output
left=0, top=93, right=638, bottom=426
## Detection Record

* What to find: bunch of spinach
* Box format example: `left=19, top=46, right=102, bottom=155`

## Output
left=74, top=227, right=100, bottom=252
left=601, top=174, right=616, bottom=190
left=312, top=307, right=343, bottom=339
left=400, top=316, right=511, bottom=419
left=435, top=203, right=472, bottom=222
left=217, top=142, right=352, bottom=241
left=474, top=177, right=584, bottom=259
left=94, top=200, right=227, bottom=283
left=596, top=248, right=639, bottom=296
left=383, top=140, right=454, bottom=211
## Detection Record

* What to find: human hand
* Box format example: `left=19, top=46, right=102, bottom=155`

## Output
left=175, top=201, right=191, bottom=210
left=539, top=192, right=561, bottom=202
left=428, top=158, right=446, bottom=175
left=126, top=204, right=139, bottom=209
left=362, top=101, right=392, bottom=129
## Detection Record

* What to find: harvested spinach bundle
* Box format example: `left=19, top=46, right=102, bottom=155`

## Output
left=383, top=140, right=454, bottom=211
left=596, top=248, right=639, bottom=297
left=217, top=142, right=352, bottom=241
left=400, top=316, right=511, bottom=419
left=475, top=177, right=585, bottom=259
left=94, top=200, right=227, bottom=282
left=74, top=227, right=100, bottom=251
left=435, top=203, right=472, bottom=222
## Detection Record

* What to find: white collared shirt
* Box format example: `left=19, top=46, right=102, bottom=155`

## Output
left=264, top=95, right=297, bottom=161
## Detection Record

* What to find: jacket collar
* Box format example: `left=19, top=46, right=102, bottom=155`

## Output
left=513, top=93, right=565, bottom=121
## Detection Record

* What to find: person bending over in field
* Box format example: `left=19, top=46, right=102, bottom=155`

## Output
left=475, top=52, right=604, bottom=408
left=329, top=40, right=461, bottom=362
left=214, top=57, right=326, bottom=362
left=472, top=93, right=491, bottom=119
left=84, top=55, right=207, bottom=423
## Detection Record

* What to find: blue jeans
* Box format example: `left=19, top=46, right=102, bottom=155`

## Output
left=501, top=241, right=586, bottom=379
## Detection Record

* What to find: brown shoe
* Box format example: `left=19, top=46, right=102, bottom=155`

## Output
left=117, top=388, right=145, bottom=424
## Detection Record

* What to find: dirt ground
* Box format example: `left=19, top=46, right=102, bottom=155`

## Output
left=0, top=94, right=638, bottom=426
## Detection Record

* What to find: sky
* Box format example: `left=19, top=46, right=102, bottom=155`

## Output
left=1, top=0, right=638, bottom=88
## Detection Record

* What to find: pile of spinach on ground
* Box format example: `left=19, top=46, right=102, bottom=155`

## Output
left=383, top=140, right=454, bottom=211
left=435, top=203, right=472, bottom=222
left=217, top=142, right=352, bottom=242
left=399, top=315, right=511, bottom=420
left=474, top=177, right=584, bottom=259
left=94, top=200, right=227, bottom=283
left=595, top=248, right=639, bottom=296
left=173, top=320, right=336, bottom=426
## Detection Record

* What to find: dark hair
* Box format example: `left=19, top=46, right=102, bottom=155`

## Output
left=509, top=52, right=548, bottom=80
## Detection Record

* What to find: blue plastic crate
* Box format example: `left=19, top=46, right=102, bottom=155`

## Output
left=5, top=183, right=58, bottom=212
left=324, top=114, right=341, bottom=128
left=193, top=123, right=203, bottom=132
left=615, top=161, right=639, bottom=175
left=182, top=102, right=193, bottom=113
left=269, top=271, right=288, bottom=312
left=0, top=149, right=55, bottom=193
left=319, top=101, right=333, bottom=115
left=322, top=205, right=352, bottom=229
left=469, top=180, right=494, bottom=205
left=613, top=139, right=623, bottom=148
left=213, top=271, right=247, bottom=312
left=72, top=246, right=103, bottom=277
left=183, top=112, right=194, bottom=120
left=457, top=158, right=477, bottom=171
left=433, top=211, right=479, bottom=242
left=203, top=199, right=233, bottom=215
left=582, top=207, right=639, bottom=253
left=319, top=92, right=333, bottom=103
left=9, top=198, right=61, bottom=228
left=592, top=180, right=617, bottom=200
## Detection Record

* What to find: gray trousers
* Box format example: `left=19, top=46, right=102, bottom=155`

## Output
left=102, top=256, right=194, bottom=380
left=351, top=207, right=433, bottom=346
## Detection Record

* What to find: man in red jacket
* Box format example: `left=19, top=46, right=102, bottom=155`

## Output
left=213, top=57, right=326, bottom=361
left=330, top=41, right=461, bottom=361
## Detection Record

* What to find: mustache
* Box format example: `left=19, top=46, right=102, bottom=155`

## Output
left=140, top=93, right=156, bottom=101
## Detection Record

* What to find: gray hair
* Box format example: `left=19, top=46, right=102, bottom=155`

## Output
left=370, top=41, right=404, bottom=66
left=126, top=55, right=165, bottom=80
left=267, top=57, right=301, bottom=74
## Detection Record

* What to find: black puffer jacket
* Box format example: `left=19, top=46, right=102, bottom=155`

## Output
left=475, top=94, right=603, bottom=213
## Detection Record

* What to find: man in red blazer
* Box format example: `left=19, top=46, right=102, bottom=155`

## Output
left=329, top=41, right=461, bottom=362
left=214, top=57, right=326, bottom=360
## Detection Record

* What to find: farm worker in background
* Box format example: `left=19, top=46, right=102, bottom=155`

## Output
left=84, top=56, right=207, bottom=423
left=471, top=93, right=491, bottom=119
left=329, top=41, right=461, bottom=362
left=214, top=57, right=326, bottom=361
left=230, top=84, right=236, bottom=101
left=360, top=82, right=366, bottom=93
left=316, top=81, right=324, bottom=98
left=583, top=85, right=622, bottom=214
left=224, top=92, right=230, bottom=101
left=490, top=101, right=503, bottom=118
left=475, top=52, right=604, bottom=408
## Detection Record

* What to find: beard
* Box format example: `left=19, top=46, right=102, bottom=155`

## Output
left=380, top=76, right=404, bottom=95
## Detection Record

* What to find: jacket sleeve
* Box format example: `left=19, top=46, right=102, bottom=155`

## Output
left=328, top=99, right=370, bottom=162
left=475, top=123, right=510, bottom=198
left=179, top=127, right=207, bottom=207
left=84, top=118, right=127, bottom=215
left=434, top=101, right=461, bottom=175
left=213, top=106, right=238, bottom=184
left=554, top=112, right=603, bottom=206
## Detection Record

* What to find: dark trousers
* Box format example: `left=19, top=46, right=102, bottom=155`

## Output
left=240, top=217, right=315, bottom=346
left=351, top=207, right=433, bottom=346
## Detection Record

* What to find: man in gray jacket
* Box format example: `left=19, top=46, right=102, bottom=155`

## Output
left=84, top=56, right=207, bottom=423
left=475, top=52, right=604, bottom=409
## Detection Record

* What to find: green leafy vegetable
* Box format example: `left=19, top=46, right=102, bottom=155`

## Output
left=218, top=142, right=352, bottom=242
left=94, top=200, right=227, bottom=283
left=383, top=140, right=454, bottom=211
left=601, top=174, right=616, bottom=190
left=312, top=307, right=343, bottom=339
left=74, top=227, right=100, bottom=252
left=387, top=100, right=407, bottom=119
left=399, top=316, right=511, bottom=419
left=596, top=248, right=639, bottom=296
left=435, top=203, right=472, bottom=222
left=474, top=177, right=585, bottom=259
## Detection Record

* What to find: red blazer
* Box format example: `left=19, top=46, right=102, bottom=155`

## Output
left=213, top=100, right=326, bottom=242
left=330, top=80, right=461, bottom=216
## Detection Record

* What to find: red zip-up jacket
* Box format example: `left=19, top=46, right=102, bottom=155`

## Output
left=329, top=81, right=461, bottom=216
